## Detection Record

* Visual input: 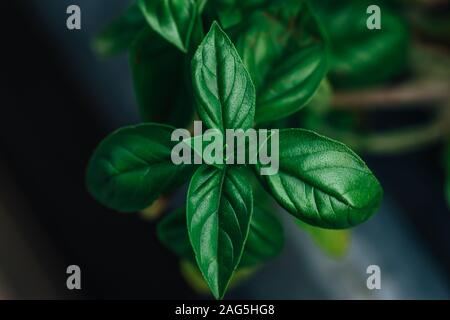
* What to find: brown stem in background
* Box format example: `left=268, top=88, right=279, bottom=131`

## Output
left=322, top=107, right=450, bottom=155
left=332, top=80, right=450, bottom=110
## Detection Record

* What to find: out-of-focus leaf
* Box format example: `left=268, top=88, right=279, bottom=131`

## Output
left=129, top=28, right=194, bottom=127
left=140, top=196, right=168, bottom=220
left=180, top=260, right=256, bottom=295
left=297, top=79, right=334, bottom=133
left=296, top=219, right=351, bottom=259
left=305, top=79, right=333, bottom=114
left=312, top=1, right=409, bottom=88
left=238, top=203, right=284, bottom=267
left=93, top=4, right=146, bottom=57
left=138, top=0, right=200, bottom=52
left=213, top=0, right=273, bottom=28
left=157, top=207, right=195, bottom=261
left=236, top=2, right=329, bottom=123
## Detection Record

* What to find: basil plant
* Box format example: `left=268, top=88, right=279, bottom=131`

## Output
left=87, top=0, right=383, bottom=299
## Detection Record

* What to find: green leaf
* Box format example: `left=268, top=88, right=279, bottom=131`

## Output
left=129, top=27, right=193, bottom=127
left=256, top=129, right=383, bottom=229
left=180, top=260, right=211, bottom=294
left=138, top=0, right=200, bottom=52
left=157, top=207, right=195, bottom=261
left=305, top=79, right=333, bottom=114
left=312, top=1, right=409, bottom=88
left=296, top=219, right=350, bottom=259
left=198, top=0, right=209, bottom=13
left=236, top=2, right=329, bottom=124
left=187, top=165, right=253, bottom=299
left=180, top=260, right=256, bottom=295
left=158, top=202, right=283, bottom=267
left=86, top=123, right=193, bottom=212
left=213, top=0, right=272, bottom=28
left=93, top=4, right=146, bottom=57
left=191, top=22, right=256, bottom=132
left=298, top=79, right=333, bottom=131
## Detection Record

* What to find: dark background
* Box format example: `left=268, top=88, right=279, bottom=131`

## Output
left=0, top=1, right=193, bottom=299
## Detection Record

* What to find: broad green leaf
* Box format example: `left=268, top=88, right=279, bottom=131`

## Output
left=311, top=1, right=409, bottom=88
left=138, top=0, right=199, bottom=52
left=158, top=203, right=283, bottom=267
left=93, top=4, right=146, bottom=57
left=236, top=2, right=329, bottom=124
left=86, top=123, right=193, bottom=212
left=180, top=260, right=256, bottom=295
left=187, top=165, right=253, bottom=299
left=296, top=219, right=350, bottom=259
left=191, top=22, right=256, bottom=132
left=256, top=129, right=383, bottom=229
left=129, top=27, right=193, bottom=127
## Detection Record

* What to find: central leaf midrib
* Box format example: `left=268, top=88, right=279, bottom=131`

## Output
left=214, top=166, right=228, bottom=293
left=214, top=32, right=226, bottom=132
left=258, top=48, right=323, bottom=107
left=102, top=156, right=176, bottom=188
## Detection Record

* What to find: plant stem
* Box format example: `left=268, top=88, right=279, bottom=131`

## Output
left=321, top=108, right=450, bottom=155
left=332, top=80, right=450, bottom=110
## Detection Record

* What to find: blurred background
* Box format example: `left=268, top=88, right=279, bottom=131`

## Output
left=0, top=0, right=449, bottom=299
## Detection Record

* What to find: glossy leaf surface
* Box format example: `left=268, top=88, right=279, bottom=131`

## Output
left=87, top=124, right=193, bottom=212
left=192, top=22, right=256, bottom=132
left=256, top=129, right=383, bottom=229
left=187, top=165, right=253, bottom=299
